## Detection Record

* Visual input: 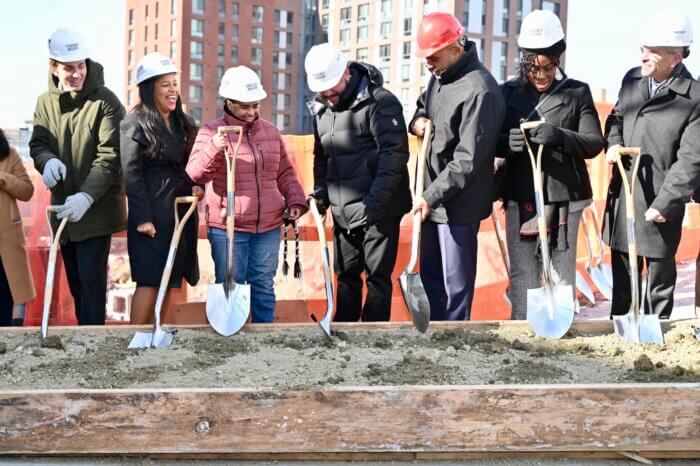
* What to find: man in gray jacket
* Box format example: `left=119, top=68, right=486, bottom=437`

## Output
left=410, top=13, right=505, bottom=320
left=604, top=12, right=699, bottom=320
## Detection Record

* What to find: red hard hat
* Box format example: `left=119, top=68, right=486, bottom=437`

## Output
left=416, top=12, right=465, bottom=58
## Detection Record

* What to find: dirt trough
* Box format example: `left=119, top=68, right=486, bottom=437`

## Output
left=0, top=321, right=698, bottom=390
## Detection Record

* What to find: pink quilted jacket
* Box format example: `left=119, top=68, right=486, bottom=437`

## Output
left=186, top=113, right=307, bottom=233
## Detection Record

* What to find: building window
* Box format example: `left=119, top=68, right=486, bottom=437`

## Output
left=358, top=3, right=369, bottom=20
left=191, top=41, right=203, bottom=59
left=379, top=44, right=391, bottom=59
left=287, top=12, right=294, bottom=25
left=191, top=19, right=203, bottom=37
left=128, top=48, right=133, bottom=65
left=252, top=5, right=264, bottom=22
left=517, top=0, right=533, bottom=33
left=145, top=4, right=149, bottom=19
left=340, top=7, right=351, bottom=21
left=219, top=0, right=226, bottom=17
left=171, top=19, right=177, bottom=36
left=379, top=65, right=390, bottom=84
left=144, top=46, right=148, bottom=55
left=155, top=24, right=159, bottom=40
left=275, top=9, right=292, bottom=27
left=217, top=44, right=225, bottom=61
left=340, top=28, right=351, bottom=45
left=170, top=41, right=176, bottom=58
left=128, top=9, right=134, bottom=25
left=273, top=51, right=291, bottom=68
left=542, top=1, right=560, bottom=17
left=357, top=25, right=368, bottom=42
left=464, top=0, right=487, bottom=34
left=218, top=22, right=225, bottom=39
left=155, top=1, right=159, bottom=17
left=400, top=88, right=409, bottom=107
left=493, top=0, right=508, bottom=36
left=252, top=27, right=263, bottom=44
left=232, top=24, right=239, bottom=41
left=403, top=17, right=412, bottom=35
left=192, top=0, right=204, bottom=14
left=217, top=65, right=224, bottom=80
left=321, top=14, right=329, bottom=32
left=402, top=41, right=411, bottom=58
left=231, top=46, right=238, bottom=62
left=190, top=85, right=203, bottom=103
left=128, top=29, right=134, bottom=45
left=490, top=41, right=508, bottom=83
left=401, top=63, right=410, bottom=81
left=322, top=0, right=330, bottom=8
left=380, top=21, right=391, bottom=38
left=232, top=2, right=239, bottom=19
left=380, top=0, right=392, bottom=17
left=286, top=32, right=293, bottom=47
left=190, top=107, right=202, bottom=124
left=251, top=47, right=263, bottom=65
left=403, top=0, right=413, bottom=11
left=171, top=0, right=176, bottom=14
left=127, top=90, right=134, bottom=106
left=190, top=63, right=203, bottom=81
left=127, top=69, right=133, bottom=85
left=144, top=25, right=148, bottom=41
left=357, top=47, right=368, bottom=60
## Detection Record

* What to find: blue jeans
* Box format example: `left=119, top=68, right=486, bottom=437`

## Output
left=208, top=227, right=280, bottom=323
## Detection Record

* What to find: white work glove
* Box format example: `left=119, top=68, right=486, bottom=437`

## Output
left=56, top=192, right=94, bottom=223
left=42, top=158, right=67, bottom=188
left=605, top=144, right=621, bottom=165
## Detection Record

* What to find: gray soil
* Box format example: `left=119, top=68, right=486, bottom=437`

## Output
left=0, top=321, right=698, bottom=390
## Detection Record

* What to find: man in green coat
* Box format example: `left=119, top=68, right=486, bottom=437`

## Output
left=30, top=28, right=126, bottom=325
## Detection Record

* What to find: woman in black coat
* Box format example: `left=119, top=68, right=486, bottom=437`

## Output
left=120, top=53, right=202, bottom=324
left=496, top=10, right=604, bottom=319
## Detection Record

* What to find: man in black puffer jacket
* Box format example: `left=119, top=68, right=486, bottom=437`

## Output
left=305, top=42, right=411, bottom=322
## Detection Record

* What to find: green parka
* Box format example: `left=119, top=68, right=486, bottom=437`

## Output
left=30, top=59, right=127, bottom=241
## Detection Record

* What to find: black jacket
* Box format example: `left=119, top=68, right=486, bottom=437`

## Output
left=119, top=113, right=199, bottom=287
left=603, top=65, right=700, bottom=258
left=310, top=62, right=411, bottom=230
left=496, top=76, right=604, bottom=204
left=410, top=42, right=505, bottom=225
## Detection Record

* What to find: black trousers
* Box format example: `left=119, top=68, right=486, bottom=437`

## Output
left=0, top=257, right=13, bottom=327
left=60, top=235, right=111, bottom=325
left=332, top=219, right=401, bottom=322
left=610, top=249, right=676, bottom=319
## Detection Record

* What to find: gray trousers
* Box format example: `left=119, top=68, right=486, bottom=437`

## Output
left=505, top=202, right=582, bottom=320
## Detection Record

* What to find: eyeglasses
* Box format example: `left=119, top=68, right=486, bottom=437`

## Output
left=527, top=64, right=557, bottom=75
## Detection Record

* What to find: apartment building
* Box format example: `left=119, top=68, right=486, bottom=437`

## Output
left=318, top=0, right=568, bottom=121
left=124, top=0, right=321, bottom=133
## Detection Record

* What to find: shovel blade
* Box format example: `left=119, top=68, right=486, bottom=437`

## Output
left=128, top=332, right=153, bottom=349
left=613, top=314, right=664, bottom=345
left=398, top=271, right=430, bottom=333
left=206, top=283, right=251, bottom=336
left=588, top=266, right=613, bottom=301
left=575, top=270, right=595, bottom=305
left=527, top=284, right=575, bottom=339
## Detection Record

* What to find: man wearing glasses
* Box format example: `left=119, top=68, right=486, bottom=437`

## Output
left=603, top=12, right=700, bottom=320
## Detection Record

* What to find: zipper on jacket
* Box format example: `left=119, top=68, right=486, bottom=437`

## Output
left=329, top=113, right=350, bottom=234
left=249, top=127, right=261, bottom=233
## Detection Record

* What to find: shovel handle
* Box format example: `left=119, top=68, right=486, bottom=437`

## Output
left=406, top=122, right=432, bottom=273
left=219, top=126, right=243, bottom=286
left=41, top=207, right=69, bottom=347
left=519, top=120, right=544, bottom=132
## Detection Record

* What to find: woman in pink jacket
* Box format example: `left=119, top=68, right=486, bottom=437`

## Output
left=186, top=66, right=307, bottom=323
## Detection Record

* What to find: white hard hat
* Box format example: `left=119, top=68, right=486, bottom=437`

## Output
left=48, top=28, right=89, bottom=62
left=218, top=66, right=267, bottom=102
left=136, top=53, right=178, bottom=85
left=641, top=11, right=693, bottom=48
left=305, top=43, right=348, bottom=93
left=517, top=10, right=565, bottom=50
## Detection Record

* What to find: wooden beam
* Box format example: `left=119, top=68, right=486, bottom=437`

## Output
left=1, top=384, right=698, bottom=455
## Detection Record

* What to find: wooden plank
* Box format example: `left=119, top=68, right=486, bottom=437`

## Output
left=1, top=384, right=698, bottom=455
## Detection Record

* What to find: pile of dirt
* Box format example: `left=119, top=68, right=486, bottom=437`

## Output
left=0, top=320, right=698, bottom=390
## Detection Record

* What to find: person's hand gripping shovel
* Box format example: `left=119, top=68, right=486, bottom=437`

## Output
left=611, top=147, right=664, bottom=345
left=521, top=120, right=575, bottom=339
left=205, top=126, right=251, bottom=336
left=128, top=196, right=199, bottom=349
left=39, top=206, right=69, bottom=347
left=398, top=121, right=433, bottom=333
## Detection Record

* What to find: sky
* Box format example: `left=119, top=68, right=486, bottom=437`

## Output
left=0, top=0, right=699, bottom=128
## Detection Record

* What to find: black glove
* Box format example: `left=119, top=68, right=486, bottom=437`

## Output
left=529, top=123, right=564, bottom=147
left=508, top=128, right=526, bottom=153
left=307, top=194, right=328, bottom=216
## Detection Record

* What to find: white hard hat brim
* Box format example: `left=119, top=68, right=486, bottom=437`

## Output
left=307, top=68, right=346, bottom=93
left=220, top=88, right=268, bottom=102
left=136, top=66, right=178, bottom=85
left=49, top=51, right=89, bottom=62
